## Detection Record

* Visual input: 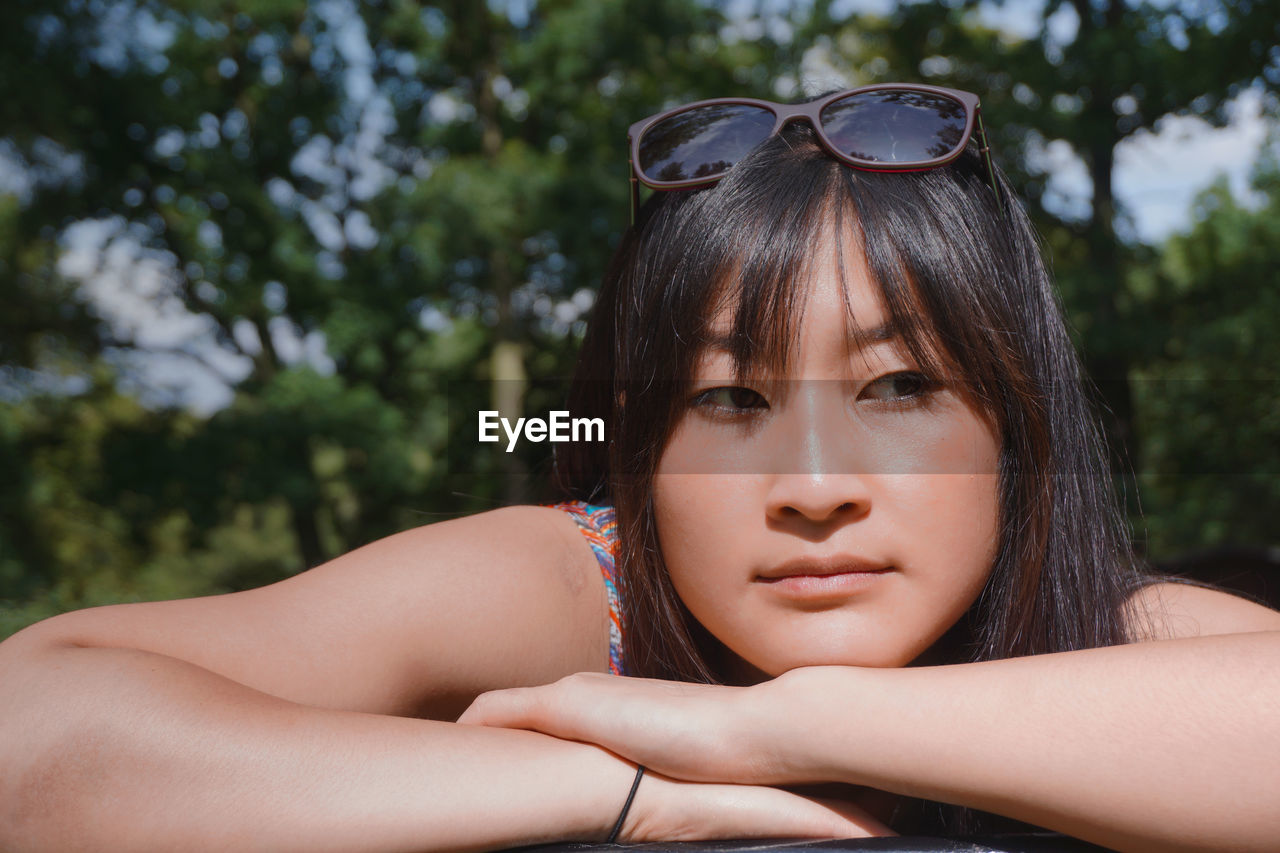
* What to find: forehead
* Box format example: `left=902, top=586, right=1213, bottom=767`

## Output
left=699, top=221, right=906, bottom=368
left=711, top=226, right=883, bottom=319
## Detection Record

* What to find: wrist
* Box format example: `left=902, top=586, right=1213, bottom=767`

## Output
left=567, top=746, right=651, bottom=843
left=458, top=732, right=650, bottom=846
left=605, top=762, right=646, bottom=842
left=763, top=665, right=876, bottom=785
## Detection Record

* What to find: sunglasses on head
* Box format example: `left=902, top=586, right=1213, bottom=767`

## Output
left=627, top=83, right=1002, bottom=223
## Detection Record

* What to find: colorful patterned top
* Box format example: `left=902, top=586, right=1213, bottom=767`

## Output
left=549, top=501, right=625, bottom=675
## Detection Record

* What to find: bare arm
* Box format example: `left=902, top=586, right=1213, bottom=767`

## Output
left=0, top=506, right=618, bottom=850
left=775, top=629, right=1280, bottom=852
left=0, top=507, right=884, bottom=850
left=6, top=507, right=613, bottom=721
left=0, top=638, right=638, bottom=851
left=0, top=645, right=882, bottom=851
left=462, top=583, right=1280, bottom=851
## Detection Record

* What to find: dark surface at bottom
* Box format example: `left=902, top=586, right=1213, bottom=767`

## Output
left=514, top=834, right=1113, bottom=852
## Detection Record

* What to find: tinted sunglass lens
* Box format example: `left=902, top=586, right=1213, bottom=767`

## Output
left=820, top=91, right=967, bottom=164
left=637, top=104, right=774, bottom=184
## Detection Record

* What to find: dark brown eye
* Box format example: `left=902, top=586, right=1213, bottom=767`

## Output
left=861, top=372, right=933, bottom=402
left=693, top=386, right=769, bottom=413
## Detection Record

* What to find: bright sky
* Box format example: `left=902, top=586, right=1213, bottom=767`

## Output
left=11, top=0, right=1278, bottom=413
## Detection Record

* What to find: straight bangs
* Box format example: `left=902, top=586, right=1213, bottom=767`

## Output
left=627, top=131, right=842, bottom=390
left=646, top=128, right=1015, bottom=454
left=630, top=129, right=975, bottom=407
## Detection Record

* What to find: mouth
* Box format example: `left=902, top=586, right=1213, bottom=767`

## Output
left=757, top=556, right=893, bottom=581
left=755, top=557, right=894, bottom=600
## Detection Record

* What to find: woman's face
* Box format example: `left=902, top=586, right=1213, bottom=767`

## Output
left=653, top=234, right=1001, bottom=679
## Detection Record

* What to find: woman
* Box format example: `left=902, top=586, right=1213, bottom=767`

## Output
left=1, top=85, right=1277, bottom=852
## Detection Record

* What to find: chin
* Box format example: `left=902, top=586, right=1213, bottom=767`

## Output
left=745, top=638, right=923, bottom=676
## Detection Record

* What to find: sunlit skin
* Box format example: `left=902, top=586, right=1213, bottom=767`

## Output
left=452, top=230, right=1280, bottom=853
left=654, top=228, right=1002, bottom=678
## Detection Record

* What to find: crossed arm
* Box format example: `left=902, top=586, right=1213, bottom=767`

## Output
left=0, top=508, right=883, bottom=851
left=461, top=586, right=1280, bottom=852
left=4, top=499, right=1278, bottom=850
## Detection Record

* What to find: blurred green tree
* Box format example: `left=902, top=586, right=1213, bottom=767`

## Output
left=1131, top=158, right=1280, bottom=555
left=0, top=0, right=803, bottom=633
left=3, top=0, right=1276, bottom=638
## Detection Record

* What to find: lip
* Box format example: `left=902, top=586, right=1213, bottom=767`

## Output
left=755, top=557, right=893, bottom=600
left=757, top=556, right=892, bottom=580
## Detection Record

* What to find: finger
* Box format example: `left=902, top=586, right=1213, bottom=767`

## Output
left=458, top=684, right=596, bottom=748
left=456, top=687, right=544, bottom=728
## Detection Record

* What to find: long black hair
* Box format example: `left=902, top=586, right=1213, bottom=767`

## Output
left=555, top=123, right=1158, bottom=834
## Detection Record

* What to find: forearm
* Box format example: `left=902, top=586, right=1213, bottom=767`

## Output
left=0, top=643, right=628, bottom=852
left=776, top=632, right=1280, bottom=851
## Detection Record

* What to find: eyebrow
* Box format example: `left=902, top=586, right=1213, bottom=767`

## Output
left=847, top=321, right=899, bottom=347
left=701, top=321, right=900, bottom=352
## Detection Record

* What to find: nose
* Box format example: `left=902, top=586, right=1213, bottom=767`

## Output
left=766, top=472, right=870, bottom=526
left=763, top=383, right=872, bottom=526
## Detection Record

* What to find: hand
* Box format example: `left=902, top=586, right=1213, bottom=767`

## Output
left=618, top=767, right=896, bottom=842
left=458, top=670, right=806, bottom=785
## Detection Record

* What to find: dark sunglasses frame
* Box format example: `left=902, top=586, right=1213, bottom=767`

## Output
left=627, top=83, right=1002, bottom=223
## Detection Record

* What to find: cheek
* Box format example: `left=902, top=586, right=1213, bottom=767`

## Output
left=652, top=474, right=741, bottom=589
left=915, top=472, right=1000, bottom=548
left=905, top=473, right=1001, bottom=599
left=900, top=424, right=1002, bottom=600
left=652, top=472, right=762, bottom=657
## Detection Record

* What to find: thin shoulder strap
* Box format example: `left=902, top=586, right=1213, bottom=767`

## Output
left=549, top=501, right=625, bottom=675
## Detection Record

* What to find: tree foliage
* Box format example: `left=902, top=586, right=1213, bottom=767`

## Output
left=1131, top=159, right=1280, bottom=554
left=1, top=0, right=1276, bottom=637
left=0, top=0, right=801, bottom=632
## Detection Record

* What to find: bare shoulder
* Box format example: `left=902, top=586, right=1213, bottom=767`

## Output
left=9, top=505, right=611, bottom=720
left=1124, top=580, right=1280, bottom=642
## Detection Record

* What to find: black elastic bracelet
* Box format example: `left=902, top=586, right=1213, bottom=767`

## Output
left=605, top=764, right=646, bottom=844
